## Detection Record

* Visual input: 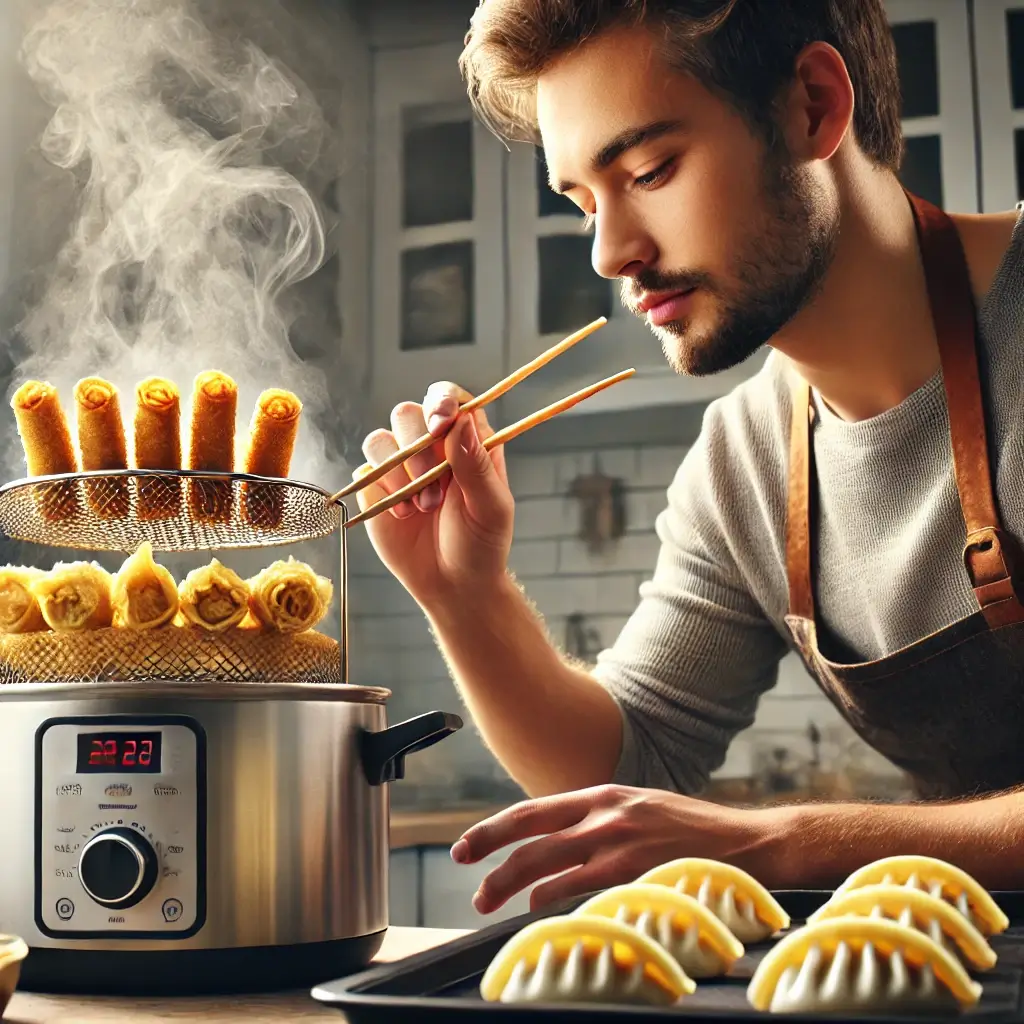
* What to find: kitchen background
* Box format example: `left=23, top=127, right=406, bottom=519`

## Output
left=0, top=0, right=1020, bottom=927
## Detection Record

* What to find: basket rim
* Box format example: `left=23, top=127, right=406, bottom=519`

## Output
left=0, top=468, right=346, bottom=508
left=0, top=681, right=390, bottom=702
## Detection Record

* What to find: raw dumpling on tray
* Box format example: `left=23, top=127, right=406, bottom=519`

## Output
left=638, top=856, right=790, bottom=943
left=747, top=915, right=983, bottom=1015
left=808, top=883, right=997, bottom=972
left=573, top=882, right=745, bottom=979
left=823, top=854, right=1008, bottom=938
left=479, top=914, right=696, bottom=1007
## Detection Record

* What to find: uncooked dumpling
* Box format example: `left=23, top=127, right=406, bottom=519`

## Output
left=747, top=916, right=982, bottom=1014
left=827, top=855, right=1008, bottom=937
left=808, top=884, right=996, bottom=971
left=480, top=914, right=695, bottom=1006
left=574, top=882, right=744, bottom=979
left=638, top=857, right=790, bottom=943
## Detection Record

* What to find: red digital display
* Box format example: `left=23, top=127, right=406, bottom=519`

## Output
left=76, top=732, right=162, bottom=773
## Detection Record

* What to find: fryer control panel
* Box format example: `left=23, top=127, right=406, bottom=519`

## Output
left=35, top=715, right=206, bottom=939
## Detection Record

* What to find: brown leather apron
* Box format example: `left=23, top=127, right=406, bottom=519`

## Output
left=784, top=191, right=1024, bottom=801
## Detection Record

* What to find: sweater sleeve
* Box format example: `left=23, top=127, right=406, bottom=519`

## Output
left=591, top=411, right=789, bottom=795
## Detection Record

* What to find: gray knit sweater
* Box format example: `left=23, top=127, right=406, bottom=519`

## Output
left=594, top=210, right=1024, bottom=794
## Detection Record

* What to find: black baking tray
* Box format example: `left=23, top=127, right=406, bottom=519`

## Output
left=311, top=889, right=1024, bottom=1022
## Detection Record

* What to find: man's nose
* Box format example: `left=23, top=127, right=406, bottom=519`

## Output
left=590, top=208, right=657, bottom=281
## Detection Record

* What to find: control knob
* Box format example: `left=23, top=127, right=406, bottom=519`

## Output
left=78, top=827, right=158, bottom=909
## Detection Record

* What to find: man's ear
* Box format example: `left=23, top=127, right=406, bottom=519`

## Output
left=779, top=41, right=855, bottom=163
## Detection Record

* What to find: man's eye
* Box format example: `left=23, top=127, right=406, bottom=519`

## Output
left=634, top=158, right=675, bottom=188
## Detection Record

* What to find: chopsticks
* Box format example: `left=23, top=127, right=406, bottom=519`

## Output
left=330, top=316, right=608, bottom=503
left=344, top=368, right=636, bottom=529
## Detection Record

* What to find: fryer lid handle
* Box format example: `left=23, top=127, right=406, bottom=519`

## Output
left=360, top=710, right=463, bottom=786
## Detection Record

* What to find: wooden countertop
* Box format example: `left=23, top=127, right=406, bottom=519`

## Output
left=5, top=926, right=470, bottom=1023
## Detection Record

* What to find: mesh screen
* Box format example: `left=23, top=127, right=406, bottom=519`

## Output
left=0, top=627, right=341, bottom=685
left=0, top=471, right=343, bottom=551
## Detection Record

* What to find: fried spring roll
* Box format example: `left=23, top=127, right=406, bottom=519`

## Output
left=247, top=557, right=333, bottom=634
left=0, top=566, right=47, bottom=634
left=134, top=377, right=182, bottom=521
left=74, top=376, right=129, bottom=519
left=242, top=389, right=302, bottom=529
left=31, top=561, right=113, bottom=631
left=111, top=541, right=178, bottom=630
left=11, top=380, right=80, bottom=520
left=178, top=558, right=249, bottom=632
left=188, top=371, right=237, bottom=524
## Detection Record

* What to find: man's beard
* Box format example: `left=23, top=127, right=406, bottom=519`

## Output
left=622, top=150, right=840, bottom=376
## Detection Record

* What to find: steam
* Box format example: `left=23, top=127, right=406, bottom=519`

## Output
left=4, top=0, right=349, bottom=487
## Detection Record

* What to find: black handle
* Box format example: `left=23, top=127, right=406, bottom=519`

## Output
left=360, top=710, right=463, bottom=786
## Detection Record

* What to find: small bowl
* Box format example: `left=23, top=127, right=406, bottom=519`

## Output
left=0, top=935, right=28, bottom=1019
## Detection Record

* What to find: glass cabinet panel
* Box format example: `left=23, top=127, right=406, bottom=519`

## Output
left=402, top=108, right=474, bottom=227
left=885, top=0, right=977, bottom=212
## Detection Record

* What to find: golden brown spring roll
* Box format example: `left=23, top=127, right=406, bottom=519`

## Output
left=111, top=541, right=179, bottom=630
left=247, top=557, right=333, bottom=634
left=178, top=558, right=250, bottom=632
left=242, top=389, right=302, bottom=529
left=134, top=377, right=182, bottom=521
left=0, top=566, right=48, bottom=633
left=11, top=380, right=80, bottom=520
left=74, top=376, right=129, bottom=519
left=31, top=561, right=113, bottom=631
left=188, top=370, right=237, bottom=524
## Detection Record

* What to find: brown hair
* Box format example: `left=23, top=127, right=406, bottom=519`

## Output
left=460, top=0, right=903, bottom=170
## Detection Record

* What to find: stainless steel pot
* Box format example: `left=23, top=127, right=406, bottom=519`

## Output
left=0, top=680, right=461, bottom=994
left=0, top=469, right=463, bottom=994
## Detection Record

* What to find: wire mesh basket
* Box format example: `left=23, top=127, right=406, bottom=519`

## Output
left=0, top=469, right=345, bottom=552
left=0, top=626, right=342, bottom=686
left=0, top=469, right=350, bottom=685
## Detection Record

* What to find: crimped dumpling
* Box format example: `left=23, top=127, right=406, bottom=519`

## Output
left=747, top=915, right=982, bottom=1014
left=827, top=855, right=1008, bottom=937
left=480, top=914, right=695, bottom=1006
left=31, top=561, right=113, bottom=631
left=808, top=884, right=996, bottom=971
left=574, top=882, right=744, bottom=979
left=637, top=857, right=790, bottom=943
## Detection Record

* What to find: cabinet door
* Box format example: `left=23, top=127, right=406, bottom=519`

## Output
left=974, top=1, right=1024, bottom=211
left=371, top=43, right=507, bottom=424
left=884, top=0, right=978, bottom=212
left=420, top=843, right=535, bottom=929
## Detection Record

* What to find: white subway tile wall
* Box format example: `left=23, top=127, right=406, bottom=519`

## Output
left=347, top=443, right=899, bottom=790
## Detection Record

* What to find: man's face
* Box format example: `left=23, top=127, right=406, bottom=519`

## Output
left=536, top=24, right=840, bottom=376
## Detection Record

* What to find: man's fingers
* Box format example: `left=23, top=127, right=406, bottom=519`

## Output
left=351, top=461, right=389, bottom=514
left=471, top=828, right=591, bottom=915
left=361, top=428, right=414, bottom=518
left=526, top=856, right=639, bottom=913
left=390, top=402, right=444, bottom=513
left=423, top=381, right=472, bottom=437
left=452, top=792, right=597, bottom=865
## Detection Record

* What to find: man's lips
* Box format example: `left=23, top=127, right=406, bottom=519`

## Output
left=637, top=289, right=696, bottom=326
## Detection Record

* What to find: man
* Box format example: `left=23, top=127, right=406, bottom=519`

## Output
left=356, top=0, right=1024, bottom=916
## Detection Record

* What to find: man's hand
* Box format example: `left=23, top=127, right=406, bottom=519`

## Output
left=449, top=785, right=795, bottom=914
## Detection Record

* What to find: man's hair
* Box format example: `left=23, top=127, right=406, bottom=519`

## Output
left=460, top=0, right=903, bottom=170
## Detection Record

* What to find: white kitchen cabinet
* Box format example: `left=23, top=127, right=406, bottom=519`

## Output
left=885, top=0, right=979, bottom=213
left=973, top=1, right=1024, bottom=211
left=370, top=41, right=508, bottom=427
left=420, top=843, right=535, bottom=929
left=389, top=848, right=421, bottom=926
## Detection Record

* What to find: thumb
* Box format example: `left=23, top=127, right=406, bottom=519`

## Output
left=445, top=415, right=511, bottom=525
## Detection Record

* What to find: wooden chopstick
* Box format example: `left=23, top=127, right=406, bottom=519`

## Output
left=329, top=316, right=608, bottom=502
left=344, top=367, right=635, bottom=529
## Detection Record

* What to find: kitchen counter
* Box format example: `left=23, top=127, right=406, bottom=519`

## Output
left=5, top=926, right=470, bottom=1023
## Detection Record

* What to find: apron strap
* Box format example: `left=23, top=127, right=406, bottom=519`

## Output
left=785, top=192, right=1024, bottom=629
left=786, top=377, right=815, bottom=622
